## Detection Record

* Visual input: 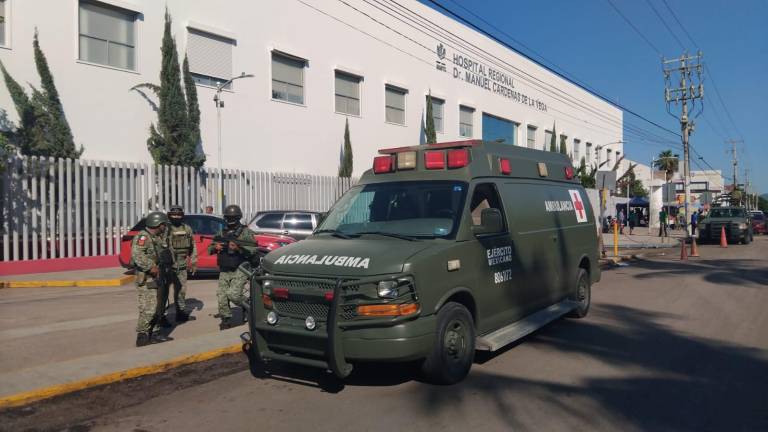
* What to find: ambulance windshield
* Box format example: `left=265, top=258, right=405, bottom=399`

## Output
left=317, top=181, right=467, bottom=239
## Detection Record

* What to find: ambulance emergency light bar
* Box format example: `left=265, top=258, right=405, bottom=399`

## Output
left=373, top=140, right=480, bottom=174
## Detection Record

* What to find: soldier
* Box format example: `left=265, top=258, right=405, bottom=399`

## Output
left=166, top=205, right=197, bottom=323
left=131, top=211, right=174, bottom=347
left=208, top=204, right=259, bottom=330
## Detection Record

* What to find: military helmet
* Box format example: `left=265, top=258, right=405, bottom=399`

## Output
left=223, top=205, right=243, bottom=227
left=146, top=211, right=169, bottom=228
left=168, top=204, right=184, bottom=216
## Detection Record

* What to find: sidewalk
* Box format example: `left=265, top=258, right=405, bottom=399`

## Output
left=0, top=267, right=134, bottom=288
left=0, top=277, right=243, bottom=407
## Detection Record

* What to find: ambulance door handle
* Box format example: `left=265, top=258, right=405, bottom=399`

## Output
left=551, top=234, right=558, bottom=242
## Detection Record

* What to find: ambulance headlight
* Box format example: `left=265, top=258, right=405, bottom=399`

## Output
left=262, top=274, right=272, bottom=294
left=738, top=223, right=747, bottom=230
left=377, top=277, right=414, bottom=299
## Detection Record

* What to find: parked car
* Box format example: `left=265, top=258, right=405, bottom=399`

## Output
left=248, top=211, right=323, bottom=240
left=119, top=214, right=296, bottom=273
left=750, top=211, right=766, bottom=235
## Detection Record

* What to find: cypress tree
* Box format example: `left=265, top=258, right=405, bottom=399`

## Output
left=549, top=122, right=557, bottom=152
left=147, top=9, right=190, bottom=165
left=33, top=30, right=80, bottom=159
left=338, top=118, right=353, bottom=177
left=425, top=91, right=437, bottom=144
left=182, top=54, right=204, bottom=167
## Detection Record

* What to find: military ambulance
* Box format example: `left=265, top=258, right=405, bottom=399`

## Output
left=243, top=140, right=600, bottom=384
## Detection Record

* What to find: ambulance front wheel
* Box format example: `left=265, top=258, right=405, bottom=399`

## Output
left=568, top=268, right=591, bottom=319
left=421, top=302, right=475, bottom=385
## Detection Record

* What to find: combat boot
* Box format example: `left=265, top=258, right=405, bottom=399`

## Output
left=219, top=318, right=232, bottom=330
left=176, top=309, right=190, bottom=322
left=151, top=332, right=174, bottom=344
left=136, top=332, right=150, bottom=347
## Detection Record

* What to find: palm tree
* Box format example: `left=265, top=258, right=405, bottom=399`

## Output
left=653, top=150, right=679, bottom=181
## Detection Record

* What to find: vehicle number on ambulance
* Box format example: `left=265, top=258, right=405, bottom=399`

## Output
left=494, top=269, right=512, bottom=284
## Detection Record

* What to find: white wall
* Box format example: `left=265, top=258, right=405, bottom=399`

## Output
left=0, top=0, right=623, bottom=176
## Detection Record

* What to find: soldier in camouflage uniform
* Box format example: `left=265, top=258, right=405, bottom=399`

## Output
left=208, top=204, right=259, bottom=330
left=131, top=211, right=174, bottom=347
left=166, top=205, right=197, bottom=322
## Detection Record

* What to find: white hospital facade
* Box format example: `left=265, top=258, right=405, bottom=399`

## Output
left=0, top=0, right=624, bottom=176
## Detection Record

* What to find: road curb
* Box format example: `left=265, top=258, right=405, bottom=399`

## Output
left=0, top=343, right=242, bottom=409
left=0, top=275, right=134, bottom=289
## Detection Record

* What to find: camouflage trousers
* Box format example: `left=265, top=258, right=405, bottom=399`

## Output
left=169, top=268, right=188, bottom=311
left=217, top=270, right=248, bottom=319
left=136, top=276, right=159, bottom=334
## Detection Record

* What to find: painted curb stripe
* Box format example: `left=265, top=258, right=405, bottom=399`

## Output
left=0, top=343, right=242, bottom=409
left=0, top=275, right=135, bottom=289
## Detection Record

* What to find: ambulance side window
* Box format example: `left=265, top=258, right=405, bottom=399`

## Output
left=470, top=183, right=505, bottom=228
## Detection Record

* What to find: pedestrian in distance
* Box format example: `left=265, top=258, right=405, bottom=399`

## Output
left=166, top=205, right=197, bottom=323
left=629, top=209, right=639, bottom=235
left=659, top=208, right=668, bottom=237
left=618, top=209, right=626, bottom=234
left=208, top=205, right=259, bottom=330
left=205, top=205, right=214, bottom=214
left=131, top=211, right=175, bottom=347
left=691, top=209, right=699, bottom=237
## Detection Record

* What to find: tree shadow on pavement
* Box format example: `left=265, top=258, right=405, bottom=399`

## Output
left=415, top=304, right=768, bottom=431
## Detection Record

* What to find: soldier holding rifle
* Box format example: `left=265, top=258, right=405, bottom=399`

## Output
left=131, top=211, right=175, bottom=347
left=208, top=205, right=260, bottom=330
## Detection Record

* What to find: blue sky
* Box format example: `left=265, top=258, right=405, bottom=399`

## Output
left=422, top=0, right=767, bottom=193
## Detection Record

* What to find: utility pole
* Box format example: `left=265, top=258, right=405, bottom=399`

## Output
left=744, top=168, right=750, bottom=210
left=663, top=51, right=704, bottom=239
left=726, top=139, right=743, bottom=204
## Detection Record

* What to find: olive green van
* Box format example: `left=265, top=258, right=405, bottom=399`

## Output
left=243, top=140, right=600, bottom=384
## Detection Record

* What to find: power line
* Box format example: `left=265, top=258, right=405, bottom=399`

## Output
left=660, top=0, right=698, bottom=48
left=424, top=0, right=681, bottom=138
left=605, top=0, right=662, bottom=56
left=643, top=0, right=686, bottom=51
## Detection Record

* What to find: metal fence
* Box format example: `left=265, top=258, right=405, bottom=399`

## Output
left=0, top=156, right=356, bottom=262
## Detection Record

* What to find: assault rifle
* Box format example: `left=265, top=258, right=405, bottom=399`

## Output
left=148, top=246, right=175, bottom=331
left=201, top=235, right=271, bottom=258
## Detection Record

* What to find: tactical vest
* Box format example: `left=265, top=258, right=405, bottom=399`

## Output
left=169, top=224, right=193, bottom=258
left=217, top=226, right=246, bottom=271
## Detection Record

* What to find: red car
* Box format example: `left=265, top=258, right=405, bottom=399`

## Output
left=750, top=211, right=767, bottom=235
left=119, top=214, right=296, bottom=273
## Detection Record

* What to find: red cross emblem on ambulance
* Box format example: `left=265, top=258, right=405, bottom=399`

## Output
left=568, top=189, right=588, bottom=223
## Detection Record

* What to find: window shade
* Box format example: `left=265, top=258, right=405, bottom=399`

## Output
left=187, top=28, right=233, bottom=81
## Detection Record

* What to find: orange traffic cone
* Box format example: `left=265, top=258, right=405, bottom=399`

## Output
left=720, top=226, right=728, bottom=248
left=680, top=237, right=688, bottom=260
left=690, top=237, right=700, bottom=257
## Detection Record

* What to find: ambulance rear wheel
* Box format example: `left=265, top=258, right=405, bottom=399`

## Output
left=421, top=302, right=475, bottom=385
left=567, top=269, right=591, bottom=318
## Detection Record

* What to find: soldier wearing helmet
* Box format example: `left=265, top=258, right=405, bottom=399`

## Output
left=208, top=204, right=259, bottom=330
left=131, top=211, right=174, bottom=346
left=165, top=205, right=197, bottom=323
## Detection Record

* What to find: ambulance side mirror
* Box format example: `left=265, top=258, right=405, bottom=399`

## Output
left=472, top=208, right=504, bottom=236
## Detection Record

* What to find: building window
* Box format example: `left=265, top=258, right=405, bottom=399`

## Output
left=606, top=149, right=613, bottom=168
left=78, top=1, right=137, bottom=70
left=526, top=125, right=537, bottom=149
left=187, top=28, right=234, bottom=90
left=0, top=0, right=7, bottom=47
left=335, top=71, right=361, bottom=116
left=385, top=85, right=406, bottom=125
left=459, top=105, right=474, bottom=137
left=428, top=96, right=444, bottom=133
left=586, top=142, right=593, bottom=164
left=573, top=139, right=581, bottom=163
left=559, top=134, right=567, bottom=154
left=544, top=130, right=553, bottom=151
left=482, top=113, right=516, bottom=145
left=271, top=51, right=305, bottom=104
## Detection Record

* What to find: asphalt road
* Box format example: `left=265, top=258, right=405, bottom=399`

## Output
left=8, top=238, right=768, bottom=431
